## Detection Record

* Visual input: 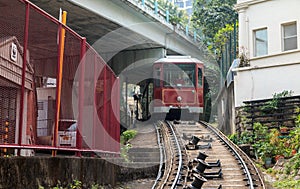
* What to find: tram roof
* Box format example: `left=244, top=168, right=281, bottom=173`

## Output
left=154, top=56, right=203, bottom=64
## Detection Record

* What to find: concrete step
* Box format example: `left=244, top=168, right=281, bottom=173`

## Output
left=128, top=151, right=160, bottom=157
left=127, top=147, right=160, bottom=163
left=104, top=157, right=160, bottom=168
left=128, top=147, right=160, bottom=153
left=128, top=157, right=160, bottom=162
left=120, top=162, right=160, bottom=168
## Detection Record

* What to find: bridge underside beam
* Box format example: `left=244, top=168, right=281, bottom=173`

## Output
left=108, top=48, right=165, bottom=84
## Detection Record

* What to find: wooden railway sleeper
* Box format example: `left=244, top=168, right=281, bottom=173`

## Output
left=186, top=174, right=223, bottom=189
left=192, top=167, right=223, bottom=178
left=201, top=169, right=222, bottom=176
left=190, top=157, right=223, bottom=180
left=200, top=171, right=223, bottom=179
left=183, top=134, right=213, bottom=143
left=192, top=151, right=222, bottom=168
left=186, top=184, right=223, bottom=189
left=186, top=142, right=212, bottom=150
left=206, top=160, right=221, bottom=168
left=193, top=159, right=221, bottom=168
left=199, top=135, right=213, bottom=142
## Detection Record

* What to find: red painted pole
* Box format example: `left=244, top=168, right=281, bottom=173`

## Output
left=116, top=77, right=120, bottom=153
left=18, top=2, right=30, bottom=156
left=103, top=66, right=107, bottom=151
left=53, top=11, right=67, bottom=156
left=93, top=54, right=97, bottom=151
left=76, top=37, right=86, bottom=157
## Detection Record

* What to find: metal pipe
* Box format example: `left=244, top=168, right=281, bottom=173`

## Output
left=0, top=144, right=120, bottom=155
left=103, top=66, right=107, bottom=150
left=17, top=1, right=30, bottom=156
left=20, top=0, right=82, bottom=39
left=116, top=77, right=120, bottom=152
left=53, top=10, right=67, bottom=156
left=93, top=53, right=97, bottom=151
left=76, top=37, right=86, bottom=157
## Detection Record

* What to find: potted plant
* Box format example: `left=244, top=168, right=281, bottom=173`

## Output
left=280, top=126, right=289, bottom=134
left=253, top=124, right=276, bottom=167
left=237, top=131, right=253, bottom=156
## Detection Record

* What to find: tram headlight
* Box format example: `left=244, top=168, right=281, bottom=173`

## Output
left=177, top=96, right=182, bottom=102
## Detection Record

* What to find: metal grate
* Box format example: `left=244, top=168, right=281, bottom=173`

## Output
left=0, top=0, right=120, bottom=155
left=0, top=87, right=17, bottom=155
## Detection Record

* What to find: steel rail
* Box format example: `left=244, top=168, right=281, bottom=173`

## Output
left=166, top=121, right=183, bottom=189
left=200, top=121, right=255, bottom=189
left=152, top=122, right=165, bottom=189
left=200, top=121, right=265, bottom=189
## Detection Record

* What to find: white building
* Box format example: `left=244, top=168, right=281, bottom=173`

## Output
left=217, top=0, right=300, bottom=134
left=234, top=0, right=300, bottom=107
left=170, top=0, right=194, bottom=16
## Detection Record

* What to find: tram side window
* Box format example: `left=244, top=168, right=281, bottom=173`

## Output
left=154, top=67, right=161, bottom=87
left=198, top=68, right=203, bottom=87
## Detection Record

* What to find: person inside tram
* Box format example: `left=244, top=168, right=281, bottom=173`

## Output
left=174, top=73, right=185, bottom=86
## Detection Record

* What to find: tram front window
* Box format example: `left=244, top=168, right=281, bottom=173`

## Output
left=163, top=63, right=195, bottom=87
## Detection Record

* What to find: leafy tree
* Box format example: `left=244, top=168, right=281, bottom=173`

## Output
left=209, top=23, right=237, bottom=59
left=156, top=0, right=189, bottom=26
left=192, top=0, right=238, bottom=46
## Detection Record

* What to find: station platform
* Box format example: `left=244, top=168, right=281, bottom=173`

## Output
left=118, top=121, right=160, bottom=188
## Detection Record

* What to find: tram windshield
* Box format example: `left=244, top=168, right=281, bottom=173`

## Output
left=163, top=63, right=195, bottom=87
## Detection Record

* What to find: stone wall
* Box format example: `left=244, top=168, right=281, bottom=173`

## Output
left=0, top=156, right=119, bottom=188
left=216, top=83, right=236, bottom=135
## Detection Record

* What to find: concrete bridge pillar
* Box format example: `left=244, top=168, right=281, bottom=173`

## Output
left=107, top=48, right=165, bottom=76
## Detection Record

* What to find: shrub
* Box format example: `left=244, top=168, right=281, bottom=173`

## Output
left=121, top=130, right=137, bottom=144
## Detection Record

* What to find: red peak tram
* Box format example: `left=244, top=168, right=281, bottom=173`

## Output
left=152, top=56, right=204, bottom=121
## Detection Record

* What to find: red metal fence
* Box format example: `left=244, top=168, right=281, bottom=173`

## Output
left=0, top=0, right=120, bottom=156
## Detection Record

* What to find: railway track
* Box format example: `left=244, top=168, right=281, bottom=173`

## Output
left=152, top=120, right=265, bottom=189
left=152, top=121, right=186, bottom=189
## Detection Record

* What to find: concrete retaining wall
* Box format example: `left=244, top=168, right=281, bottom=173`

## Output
left=0, top=156, right=119, bottom=188
left=216, top=83, right=236, bottom=135
left=0, top=156, right=159, bottom=188
left=118, top=165, right=159, bottom=182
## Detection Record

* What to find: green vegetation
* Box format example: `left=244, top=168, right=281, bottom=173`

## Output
left=155, top=0, right=189, bottom=26
left=192, top=0, right=237, bottom=55
left=228, top=130, right=252, bottom=145
left=260, top=90, right=293, bottom=113
left=252, top=123, right=275, bottom=162
left=230, top=108, right=300, bottom=188
left=295, top=107, right=300, bottom=126
left=240, top=121, right=299, bottom=165
left=120, top=129, right=138, bottom=161
left=39, top=180, right=109, bottom=189
left=39, top=179, right=83, bottom=189
left=273, top=179, right=300, bottom=189
left=210, top=23, right=237, bottom=59
left=121, top=129, right=137, bottom=144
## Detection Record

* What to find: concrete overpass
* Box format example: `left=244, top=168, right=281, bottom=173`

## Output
left=29, top=0, right=212, bottom=82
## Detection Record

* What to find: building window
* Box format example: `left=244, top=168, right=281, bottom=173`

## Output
left=175, top=1, right=184, bottom=8
left=186, top=8, right=193, bottom=16
left=254, top=28, right=268, bottom=57
left=198, top=67, right=203, bottom=87
left=282, top=22, right=297, bottom=51
left=186, top=0, right=193, bottom=7
left=37, top=102, right=44, bottom=110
